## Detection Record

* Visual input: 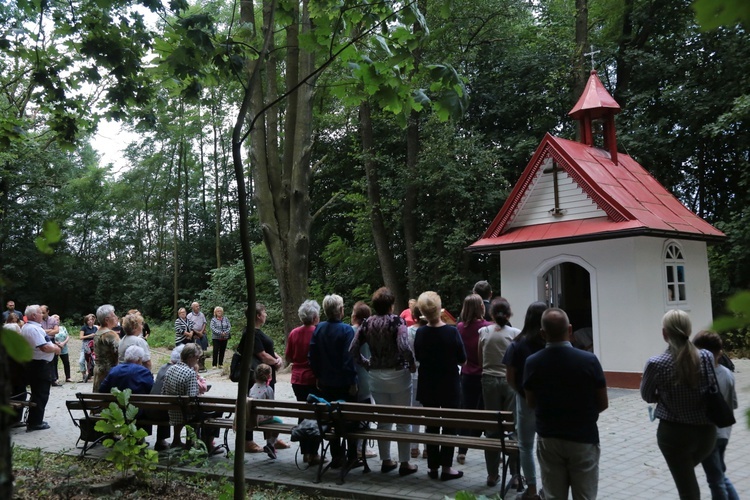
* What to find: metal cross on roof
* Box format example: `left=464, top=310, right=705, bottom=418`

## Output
left=583, top=45, right=601, bottom=70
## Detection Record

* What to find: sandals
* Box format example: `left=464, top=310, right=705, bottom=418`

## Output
left=381, top=461, right=398, bottom=473
left=456, top=453, right=466, bottom=464
left=440, top=470, right=463, bottom=481
left=399, top=464, right=418, bottom=476
left=410, top=448, right=420, bottom=458
left=245, top=441, right=263, bottom=453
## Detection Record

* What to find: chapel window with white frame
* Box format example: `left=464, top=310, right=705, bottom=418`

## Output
left=665, top=243, right=686, bottom=304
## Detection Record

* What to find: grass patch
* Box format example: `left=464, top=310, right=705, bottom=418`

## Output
left=12, top=446, right=319, bottom=499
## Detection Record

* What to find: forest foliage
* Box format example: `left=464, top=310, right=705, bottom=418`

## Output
left=0, top=0, right=748, bottom=349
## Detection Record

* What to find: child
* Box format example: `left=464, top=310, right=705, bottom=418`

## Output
left=693, top=331, right=739, bottom=500
left=250, top=363, right=281, bottom=459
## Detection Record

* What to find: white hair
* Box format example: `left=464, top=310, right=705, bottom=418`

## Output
left=322, top=294, right=344, bottom=320
left=123, top=345, right=145, bottom=364
left=25, top=304, right=41, bottom=317
left=96, top=304, right=115, bottom=325
left=170, top=344, right=185, bottom=364
left=298, top=300, right=321, bottom=325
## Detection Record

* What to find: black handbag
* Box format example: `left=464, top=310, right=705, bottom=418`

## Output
left=290, top=419, right=322, bottom=455
left=229, top=351, right=260, bottom=383
left=702, top=353, right=736, bottom=428
left=229, top=352, right=242, bottom=382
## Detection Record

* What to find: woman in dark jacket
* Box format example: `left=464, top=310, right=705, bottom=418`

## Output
left=414, top=291, right=466, bottom=482
left=502, top=301, right=548, bottom=498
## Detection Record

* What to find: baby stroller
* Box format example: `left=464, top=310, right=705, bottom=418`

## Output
left=82, top=339, right=95, bottom=382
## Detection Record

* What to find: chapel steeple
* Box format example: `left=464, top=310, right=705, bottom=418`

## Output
left=568, top=70, right=621, bottom=165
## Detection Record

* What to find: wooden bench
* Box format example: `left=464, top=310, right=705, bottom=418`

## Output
left=66, top=392, right=237, bottom=457
left=305, top=400, right=520, bottom=496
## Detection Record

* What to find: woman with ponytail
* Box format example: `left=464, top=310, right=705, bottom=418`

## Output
left=501, top=301, right=548, bottom=499
left=641, top=309, right=717, bottom=499
left=478, top=297, right=520, bottom=487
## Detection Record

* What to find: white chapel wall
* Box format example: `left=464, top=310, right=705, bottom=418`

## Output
left=499, top=236, right=714, bottom=378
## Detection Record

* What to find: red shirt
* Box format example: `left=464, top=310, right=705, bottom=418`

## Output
left=285, top=324, right=317, bottom=386
left=399, top=308, right=416, bottom=327
left=457, top=319, right=492, bottom=376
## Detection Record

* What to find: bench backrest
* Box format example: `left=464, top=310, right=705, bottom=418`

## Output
left=309, top=401, right=514, bottom=434
left=68, top=392, right=237, bottom=418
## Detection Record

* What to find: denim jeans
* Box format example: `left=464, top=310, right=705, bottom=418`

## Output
left=701, top=437, right=739, bottom=500
left=79, top=350, right=86, bottom=374
left=516, top=392, right=537, bottom=486
left=370, top=369, right=413, bottom=463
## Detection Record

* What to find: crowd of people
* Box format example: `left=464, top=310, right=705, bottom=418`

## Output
left=268, top=282, right=607, bottom=497
left=7, top=301, right=226, bottom=455
left=5, top=283, right=741, bottom=498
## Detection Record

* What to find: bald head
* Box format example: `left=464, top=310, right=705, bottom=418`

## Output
left=540, top=308, right=571, bottom=342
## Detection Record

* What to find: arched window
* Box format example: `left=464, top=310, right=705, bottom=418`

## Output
left=664, top=242, right=686, bottom=304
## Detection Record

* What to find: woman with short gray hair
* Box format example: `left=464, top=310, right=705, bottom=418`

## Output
left=285, top=300, right=321, bottom=404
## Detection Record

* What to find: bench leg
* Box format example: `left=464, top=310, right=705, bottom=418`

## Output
left=314, top=440, right=331, bottom=484
left=360, top=439, right=371, bottom=474
left=501, top=454, right=524, bottom=499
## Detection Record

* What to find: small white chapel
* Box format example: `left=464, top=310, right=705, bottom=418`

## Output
left=468, top=70, right=725, bottom=388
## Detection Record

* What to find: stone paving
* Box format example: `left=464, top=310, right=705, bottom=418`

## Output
left=11, top=357, right=750, bottom=499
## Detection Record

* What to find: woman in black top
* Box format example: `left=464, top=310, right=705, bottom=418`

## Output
left=414, top=291, right=467, bottom=482
left=237, top=303, right=286, bottom=453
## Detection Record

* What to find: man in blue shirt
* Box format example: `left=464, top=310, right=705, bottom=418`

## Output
left=523, top=308, right=608, bottom=500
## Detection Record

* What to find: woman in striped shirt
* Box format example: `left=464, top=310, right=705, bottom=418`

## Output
left=174, top=307, right=195, bottom=345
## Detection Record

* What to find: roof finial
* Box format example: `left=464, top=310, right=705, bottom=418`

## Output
left=583, top=45, right=601, bottom=71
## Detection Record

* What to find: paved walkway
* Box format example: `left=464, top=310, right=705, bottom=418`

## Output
left=11, top=358, right=750, bottom=499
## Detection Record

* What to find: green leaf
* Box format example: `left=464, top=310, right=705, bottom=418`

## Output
left=125, top=404, right=139, bottom=421
left=726, top=290, right=750, bottom=314
left=34, top=220, right=62, bottom=255
left=1, top=329, right=33, bottom=362
left=0, top=404, right=18, bottom=417
left=693, top=0, right=750, bottom=30
left=711, top=317, right=744, bottom=332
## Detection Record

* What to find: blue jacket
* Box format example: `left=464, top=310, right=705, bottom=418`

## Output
left=99, top=363, right=154, bottom=395
left=309, top=319, right=357, bottom=387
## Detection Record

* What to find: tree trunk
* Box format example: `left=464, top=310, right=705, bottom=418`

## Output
left=402, top=3, right=425, bottom=307
left=172, top=145, right=180, bottom=315
left=0, top=343, right=12, bottom=499
left=212, top=90, right=222, bottom=268
left=402, top=111, right=419, bottom=309
left=251, top=0, right=316, bottom=337
left=360, top=101, right=403, bottom=306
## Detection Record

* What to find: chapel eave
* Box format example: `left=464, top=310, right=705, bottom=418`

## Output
left=467, top=227, right=726, bottom=253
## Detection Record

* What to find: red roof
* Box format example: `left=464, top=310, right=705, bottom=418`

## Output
left=468, top=134, right=725, bottom=252
left=569, top=71, right=621, bottom=120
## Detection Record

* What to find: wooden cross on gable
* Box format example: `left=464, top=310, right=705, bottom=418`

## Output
left=584, top=45, right=601, bottom=71
left=542, top=157, right=565, bottom=216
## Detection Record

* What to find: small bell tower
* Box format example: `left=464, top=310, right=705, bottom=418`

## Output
left=568, top=70, right=621, bottom=165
